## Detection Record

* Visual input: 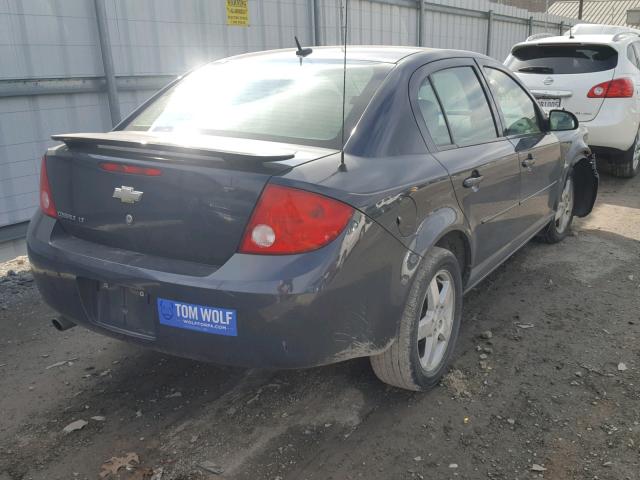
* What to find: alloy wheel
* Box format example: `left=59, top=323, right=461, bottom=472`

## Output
left=555, top=176, right=574, bottom=234
left=417, top=270, right=455, bottom=373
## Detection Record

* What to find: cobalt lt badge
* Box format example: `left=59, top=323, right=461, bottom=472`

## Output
left=113, top=186, right=143, bottom=204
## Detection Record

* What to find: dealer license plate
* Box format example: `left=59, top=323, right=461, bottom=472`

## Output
left=157, top=298, right=237, bottom=336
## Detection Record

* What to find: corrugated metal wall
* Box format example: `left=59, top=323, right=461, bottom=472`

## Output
left=319, top=0, right=419, bottom=45
left=0, top=0, right=575, bottom=232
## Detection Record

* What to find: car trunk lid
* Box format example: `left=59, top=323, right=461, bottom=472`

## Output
left=519, top=70, right=615, bottom=121
left=46, top=131, right=337, bottom=267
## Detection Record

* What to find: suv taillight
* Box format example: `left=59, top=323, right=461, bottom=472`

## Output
left=239, top=184, right=354, bottom=255
left=587, top=78, right=634, bottom=98
left=39, top=155, right=57, bottom=218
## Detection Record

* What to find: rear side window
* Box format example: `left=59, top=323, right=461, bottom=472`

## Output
left=416, top=80, right=452, bottom=146
left=507, top=44, right=618, bottom=74
left=632, top=42, right=640, bottom=69
left=628, top=45, right=640, bottom=69
left=430, top=67, right=497, bottom=145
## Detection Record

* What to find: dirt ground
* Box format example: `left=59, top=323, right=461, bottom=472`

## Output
left=0, top=173, right=639, bottom=480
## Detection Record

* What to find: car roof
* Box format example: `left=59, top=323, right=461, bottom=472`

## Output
left=571, top=23, right=640, bottom=36
left=513, top=26, right=640, bottom=50
left=222, top=46, right=491, bottom=65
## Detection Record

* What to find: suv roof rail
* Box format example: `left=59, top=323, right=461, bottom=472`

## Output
left=612, top=31, right=640, bottom=42
left=526, top=33, right=555, bottom=42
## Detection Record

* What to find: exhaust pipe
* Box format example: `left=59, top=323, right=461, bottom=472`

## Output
left=52, top=317, right=76, bottom=331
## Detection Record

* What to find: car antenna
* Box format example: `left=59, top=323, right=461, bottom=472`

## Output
left=339, top=0, right=349, bottom=170
left=294, top=36, right=312, bottom=65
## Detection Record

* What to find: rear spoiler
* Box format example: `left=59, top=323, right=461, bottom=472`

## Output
left=51, top=132, right=296, bottom=163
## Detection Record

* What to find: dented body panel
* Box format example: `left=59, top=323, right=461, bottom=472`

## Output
left=28, top=211, right=412, bottom=368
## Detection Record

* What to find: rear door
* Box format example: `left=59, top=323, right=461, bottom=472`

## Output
left=506, top=42, right=618, bottom=121
left=410, top=58, right=522, bottom=268
left=481, top=64, right=562, bottom=226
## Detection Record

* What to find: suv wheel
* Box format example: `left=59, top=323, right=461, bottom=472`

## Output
left=613, top=126, right=640, bottom=178
left=370, top=247, right=462, bottom=391
left=542, top=172, right=574, bottom=243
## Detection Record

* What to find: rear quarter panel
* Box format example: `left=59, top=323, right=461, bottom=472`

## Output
left=280, top=150, right=465, bottom=246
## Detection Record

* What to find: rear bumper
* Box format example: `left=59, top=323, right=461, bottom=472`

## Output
left=27, top=211, right=413, bottom=369
left=582, top=100, right=639, bottom=152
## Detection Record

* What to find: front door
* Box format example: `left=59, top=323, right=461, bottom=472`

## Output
left=481, top=65, right=562, bottom=229
left=410, top=60, right=523, bottom=269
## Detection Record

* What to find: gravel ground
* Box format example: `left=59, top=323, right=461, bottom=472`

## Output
left=0, top=256, right=34, bottom=308
left=0, top=173, right=639, bottom=480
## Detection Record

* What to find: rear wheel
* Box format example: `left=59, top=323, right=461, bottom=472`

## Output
left=612, top=126, right=640, bottom=178
left=370, top=247, right=462, bottom=391
left=542, top=172, right=574, bottom=244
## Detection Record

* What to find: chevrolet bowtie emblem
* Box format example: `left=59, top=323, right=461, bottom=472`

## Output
left=113, top=186, right=143, bottom=204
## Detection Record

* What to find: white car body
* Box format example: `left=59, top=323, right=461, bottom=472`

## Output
left=505, top=24, right=640, bottom=176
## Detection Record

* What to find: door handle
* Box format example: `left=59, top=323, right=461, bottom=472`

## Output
left=463, top=173, right=484, bottom=189
left=522, top=154, right=536, bottom=169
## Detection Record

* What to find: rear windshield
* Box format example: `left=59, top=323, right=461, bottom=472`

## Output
left=507, top=44, right=618, bottom=74
left=123, top=57, right=392, bottom=149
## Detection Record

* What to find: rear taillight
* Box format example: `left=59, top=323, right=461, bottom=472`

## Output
left=239, top=184, right=354, bottom=255
left=587, top=78, right=634, bottom=98
left=99, top=162, right=162, bottom=176
left=39, top=155, right=57, bottom=218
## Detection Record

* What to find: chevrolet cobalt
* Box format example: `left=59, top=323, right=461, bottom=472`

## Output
left=28, top=47, right=598, bottom=390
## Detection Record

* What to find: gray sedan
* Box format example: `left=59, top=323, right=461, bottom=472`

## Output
left=27, top=46, right=598, bottom=391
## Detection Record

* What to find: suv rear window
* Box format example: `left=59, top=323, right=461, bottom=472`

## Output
left=507, top=44, right=618, bottom=74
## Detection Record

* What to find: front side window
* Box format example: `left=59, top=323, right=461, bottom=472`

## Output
left=123, top=57, right=392, bottom=149
left=430, top=67, right=497, bottom=145
left=484, top=68, right=541, bottom=137
left=416, top=80, right=452, bottom=146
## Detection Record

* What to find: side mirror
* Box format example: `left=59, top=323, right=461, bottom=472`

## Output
left=548, top=109, right=579, bottom=131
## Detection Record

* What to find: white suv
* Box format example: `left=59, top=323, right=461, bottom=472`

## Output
left=506, top=24, right=640, bottom=177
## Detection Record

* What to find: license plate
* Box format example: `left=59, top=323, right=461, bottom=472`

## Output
left=80, top=280, right=156, bottom=339
left=157, top=298, right=237, bottom=336
left=537, top=98, right=561, bottom=109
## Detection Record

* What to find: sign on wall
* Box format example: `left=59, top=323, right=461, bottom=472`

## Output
left=226, top=0, right=249, bottom=26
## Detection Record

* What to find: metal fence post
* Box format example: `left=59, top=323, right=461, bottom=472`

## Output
left=93, top=0, right=120, bottom=126
left=559, top=20, right=564, bottom=35
left=418, top=0, right=425, bottom=47
left=309, top=0, right=316, bottom=45
left=486, top=10, right=493, bottom=57
left=578, top=0, right=584, bottom=20
left=312, top=0, right=321, bottom=46
left=528, top=16, right=533, bottom=37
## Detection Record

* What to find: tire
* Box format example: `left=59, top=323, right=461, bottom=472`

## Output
left=542, top=171, right=574, bottom=244
left=612, top=127, right=640, bottom=178
left=370, top=247, right=462, bottom=391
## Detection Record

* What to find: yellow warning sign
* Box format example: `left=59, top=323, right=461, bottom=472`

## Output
left=226, top=0, right=249, bottom=26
